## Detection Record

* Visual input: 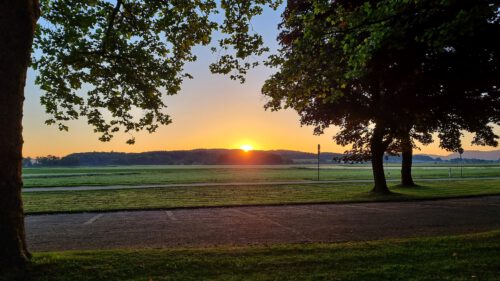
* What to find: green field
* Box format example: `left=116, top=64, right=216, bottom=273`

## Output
left=22, top=164, right=500, bottom=214
left=16, top=166, right=500, bottom=280
left=3, top=230, right=500, bottom=281
left=22, top=164, right=500, bottom=188
left=23, top=179, right=500, bottom=214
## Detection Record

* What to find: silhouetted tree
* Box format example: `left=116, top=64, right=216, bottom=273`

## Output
left=0, top=0, right=40, bottom=270
left=0, top=0, right=280, bottom=270
left=383, top=0, right=500, bottom=186
left=262, top=0, right=499, bottom=192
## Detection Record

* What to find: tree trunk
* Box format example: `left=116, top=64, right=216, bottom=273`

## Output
left=400, top=134, right=416, bottom=187
left=370, top=123, right=390, bottom=194
left=0, top=0, right=39, bottom=271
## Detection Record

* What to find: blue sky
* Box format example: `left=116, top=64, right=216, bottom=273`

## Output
left=21, top=3, right=498, bottom=157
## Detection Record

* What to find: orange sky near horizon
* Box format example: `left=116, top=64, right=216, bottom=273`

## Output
left=22, top=62, right=499, bottom=158
left=22, top=7, right=500, bottom=158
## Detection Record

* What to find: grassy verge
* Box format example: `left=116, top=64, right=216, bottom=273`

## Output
left=23, top=179, right=500, bottom=214
left=3, top=230, right=500, bottom=281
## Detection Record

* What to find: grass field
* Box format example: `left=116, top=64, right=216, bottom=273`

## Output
left=22, top=164, right=500, bottom=188
left=23, top=179, right=500, bottom=214
left=3, top=230, right=500, bottom=281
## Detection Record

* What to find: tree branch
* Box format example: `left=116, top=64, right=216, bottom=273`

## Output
left=102, top=0, right=123, bottom=52
left=323, top=0, right=473, bottom=37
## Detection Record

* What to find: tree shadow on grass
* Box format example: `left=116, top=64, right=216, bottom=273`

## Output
left=361, top=183, right=440, bottom=202
left=391, top=183, right=424, bottom=189
left=358, top=190, right=410, bottom=202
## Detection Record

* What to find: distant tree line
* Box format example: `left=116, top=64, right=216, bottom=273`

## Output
left=24, top=150, right=293, bottom=167
left=23, top=150, right=500, bottom=167
left=23, top=155, right=80, bottom=167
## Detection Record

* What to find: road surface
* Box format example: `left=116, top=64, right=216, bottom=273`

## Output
left=27, top=196, right=500, bottom=251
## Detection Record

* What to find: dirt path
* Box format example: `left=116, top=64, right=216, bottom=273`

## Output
left=26, top=196, right=500, bottom=251
left=22, top=176, right=500, bottom=192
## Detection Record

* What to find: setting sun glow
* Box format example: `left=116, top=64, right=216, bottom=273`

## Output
left=240, top=144, right=253, bottom=152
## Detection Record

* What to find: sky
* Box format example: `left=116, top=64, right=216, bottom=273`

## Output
left=22, top=4, right=499, bottom=157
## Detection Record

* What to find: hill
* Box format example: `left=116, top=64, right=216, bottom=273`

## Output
left=24, top=149, right=500, bottom=167
left=28, top=149, right=292, bottom=166
left=442, top=150, right=500, bottom=161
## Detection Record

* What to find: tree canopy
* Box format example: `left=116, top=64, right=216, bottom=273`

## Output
left=1, top=0, right=284, bottom=270
left=33, top=0, right=281, bottom=144
left=261, top=0, right=500, bottom=191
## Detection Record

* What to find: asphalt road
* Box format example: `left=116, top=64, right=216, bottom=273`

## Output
left=26, top=196, right=500, bottom=251
left=22, top=176, right=500, bottom=192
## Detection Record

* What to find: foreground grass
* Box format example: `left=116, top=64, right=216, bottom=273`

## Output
left=22, top=164, right=500, bottom=188
left=3, top=230, right=500, bottom=281
left=23, top=179, right=500, bottom=214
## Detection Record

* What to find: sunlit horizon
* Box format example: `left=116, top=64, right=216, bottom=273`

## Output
left=240, top=144, right=254, bottom=152
left=22, top=142, right=500, bottom=158
left=21, top=6, right=500, bottom=159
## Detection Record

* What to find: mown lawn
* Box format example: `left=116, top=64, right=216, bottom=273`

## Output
left=23, top=179, right=500, bottom=214
left=3, top=230, right=500, bottom=281
left=22, top=164, right=500, bottom=188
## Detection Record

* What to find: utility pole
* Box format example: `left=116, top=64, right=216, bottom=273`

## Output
left=317, top=144, right=320, bottom=181
left=458, top=148, right=464, bottom=178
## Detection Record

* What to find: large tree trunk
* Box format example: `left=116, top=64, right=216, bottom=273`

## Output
left=400, top=134, right=416, bottom=187
left=0, top=0, right=39, bottom=271
left=370, top=123, right=390, bottom=194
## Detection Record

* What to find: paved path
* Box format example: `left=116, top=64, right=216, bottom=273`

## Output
left=26, top=196, right=500, bottom=251
left=22, top=176, right=500, bottom=192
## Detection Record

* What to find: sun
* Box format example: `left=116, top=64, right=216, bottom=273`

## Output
left=240, top=144, right=253, bottom=152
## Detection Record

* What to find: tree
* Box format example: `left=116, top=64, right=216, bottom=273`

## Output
left=262, top=0, right=499, bottom=192
left=0, top=0, right=280, bottom=270
left=358, top=0, right=500, bottom=187
left=0, top=0, right=40, bottom=270
left=262, top=0, right=409, bottom=193
left=385, top=0, right=500, bottom=186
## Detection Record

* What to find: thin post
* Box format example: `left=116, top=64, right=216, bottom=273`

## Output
left=458, top=148, right=464, bottom=178
left=317, top=144, right=320, bottom=181
left=460, top=153, right=463, bottom=178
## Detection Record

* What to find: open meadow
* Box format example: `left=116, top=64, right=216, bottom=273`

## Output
left=21, top=163, right=500, bottom=214
left=22, top=163, right=500, bottom=188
